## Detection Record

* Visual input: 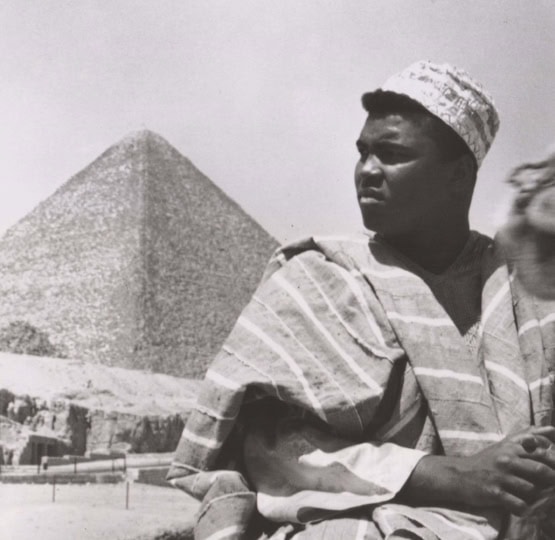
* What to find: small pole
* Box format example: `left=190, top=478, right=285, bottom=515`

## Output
left=112, top=458, right=115, bottom=473
left=74, top=457, right=77, bottom=474
left=125, top=481, right=130, bottom=510
left=123, top=454, right=127, bottom=473
left=52, top=476, right=56, bottom=503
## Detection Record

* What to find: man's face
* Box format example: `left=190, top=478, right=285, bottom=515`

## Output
left=355, top=112, right=456, bottom=238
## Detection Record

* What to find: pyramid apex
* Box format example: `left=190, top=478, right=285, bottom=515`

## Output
left=120, top=129, right=169, bottom=146
left=103, top=129, right=179, bottom=163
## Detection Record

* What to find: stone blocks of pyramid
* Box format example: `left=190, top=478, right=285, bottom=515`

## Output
left=0, top=131, right=278, bottom=377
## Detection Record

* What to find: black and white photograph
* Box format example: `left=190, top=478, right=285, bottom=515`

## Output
left=1, top=2, right=555, bottom=539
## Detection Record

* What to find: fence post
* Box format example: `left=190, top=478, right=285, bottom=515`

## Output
left=52, top=476, right=56, bottom=503
left=126, top=481, right=130, bottom=510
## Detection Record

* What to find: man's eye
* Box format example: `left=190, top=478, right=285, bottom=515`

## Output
left=357, top=147, right=368, bottom=160
left=377, top=148, right=411, bottom=164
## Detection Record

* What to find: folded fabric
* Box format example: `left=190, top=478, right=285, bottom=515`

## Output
left=168, top=232, right=555, bottom=540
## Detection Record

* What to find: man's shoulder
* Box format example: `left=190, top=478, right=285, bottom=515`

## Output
left=280, top=232, right=374, bottom=264
left=261, top=233, right=373, bottom=282
left=264, top=230, right=499, bottom=283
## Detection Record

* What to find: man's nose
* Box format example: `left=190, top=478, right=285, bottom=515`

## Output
left=359, top=155, right=383, bottom=184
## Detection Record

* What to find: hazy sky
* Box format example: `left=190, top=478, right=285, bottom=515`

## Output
left=2, top=1, right=554, bottom=243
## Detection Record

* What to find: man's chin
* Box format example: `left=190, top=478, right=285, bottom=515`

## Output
left=361, top=214, right=386, bottom=235
left=360, top=210, right=378, bottom=230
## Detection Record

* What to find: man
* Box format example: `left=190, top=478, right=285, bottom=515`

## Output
left=168, top=61, right=555, bottom=539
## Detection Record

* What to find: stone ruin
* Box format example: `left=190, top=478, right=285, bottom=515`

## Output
left=0, top=353, right=198, bottom=465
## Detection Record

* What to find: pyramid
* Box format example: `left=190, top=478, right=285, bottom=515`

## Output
left=0, top=130, right=279, bottom=377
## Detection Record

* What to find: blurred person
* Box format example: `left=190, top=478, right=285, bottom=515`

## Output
left=499, top=149, right=555, bottom=299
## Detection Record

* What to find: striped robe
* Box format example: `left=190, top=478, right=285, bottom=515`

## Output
left=168, top=232, right=555, bottom=540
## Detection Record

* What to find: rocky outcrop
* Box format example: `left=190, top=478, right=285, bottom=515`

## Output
left=0, top=353, right=198, bottom=464
left=0, top=416, right=69, bottom=465
left=87, top=411, right=185, bottom=454
left=28, top=401, right=89, bottom=455
left=1, top=396, right=190, bottom=465
left=0, top=389, right=16, bottom=415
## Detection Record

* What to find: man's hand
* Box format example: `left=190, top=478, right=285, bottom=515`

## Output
left=399, top=426, right=555, bottom=516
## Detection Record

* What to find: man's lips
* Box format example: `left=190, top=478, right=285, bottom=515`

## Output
left=358, top=189, right=384, bottom=203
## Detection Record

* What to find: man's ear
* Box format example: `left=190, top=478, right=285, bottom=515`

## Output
left=449, top=154, right=477, bottom=197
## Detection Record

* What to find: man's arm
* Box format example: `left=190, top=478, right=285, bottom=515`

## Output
left=399, top=426, right=555, bottom=516
left=243, top=417, right=428, bottom=523
left=245, top=418, right=555, bottom=521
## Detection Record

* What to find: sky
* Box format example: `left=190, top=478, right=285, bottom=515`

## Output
left=2, top=0, right=555, bottom=244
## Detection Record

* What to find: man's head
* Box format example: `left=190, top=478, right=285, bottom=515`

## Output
left=355, top=61, right=499, bottom=239
left=362, top=91, right=475, bottom=168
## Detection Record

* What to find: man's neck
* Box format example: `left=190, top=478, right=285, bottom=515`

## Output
left=382, top=221, right=471, bottom=275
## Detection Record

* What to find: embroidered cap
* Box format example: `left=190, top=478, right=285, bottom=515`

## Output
left=363, top=61, right=500, bottom=167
